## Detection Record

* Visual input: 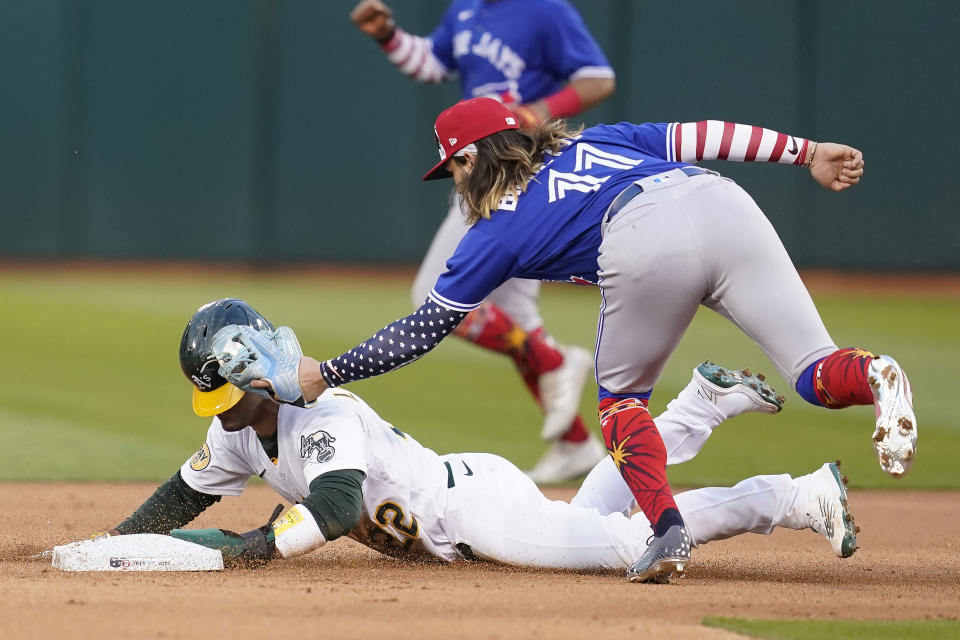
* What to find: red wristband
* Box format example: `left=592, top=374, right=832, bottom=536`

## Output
left=543, top=85, right=583, bottom=119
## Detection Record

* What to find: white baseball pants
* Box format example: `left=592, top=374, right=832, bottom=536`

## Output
left=440, top=451, right=799, bottom=571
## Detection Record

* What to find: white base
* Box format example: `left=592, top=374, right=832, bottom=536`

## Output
left=52, top=534, right=224, bottom=572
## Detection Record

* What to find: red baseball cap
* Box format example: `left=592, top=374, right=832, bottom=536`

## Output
left=422, top=97, right=520, bottom=181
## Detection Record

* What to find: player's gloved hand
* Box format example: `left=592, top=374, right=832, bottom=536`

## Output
left=350, top=0, right=395, bottom=43
left=211, top=324, right=314, bottom=408
left=170, top=504, right=285, bottom=568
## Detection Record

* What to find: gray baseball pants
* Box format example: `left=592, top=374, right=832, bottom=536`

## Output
left=595, top=169, right=837, bottom=395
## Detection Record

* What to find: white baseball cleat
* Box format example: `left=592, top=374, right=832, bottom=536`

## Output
left=869, top=355, right=916, bottom=478
left=538, top=345, right=593, bottom=440
left=526, top=434, right=607, bottom=484
left=694, top=361, right=785, bottom=418
left=791, top=461, right=859, bottom=558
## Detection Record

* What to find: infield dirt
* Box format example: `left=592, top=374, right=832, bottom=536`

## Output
left=2, top=483, right=958, bottom=639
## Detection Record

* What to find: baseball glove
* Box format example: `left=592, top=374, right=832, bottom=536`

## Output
left=211, top=324, right=313, bottom=407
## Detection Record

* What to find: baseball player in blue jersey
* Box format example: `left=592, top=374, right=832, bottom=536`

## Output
left=221, top=98, right=914, bottom=583
left=351, top=0, right=616, bottom=482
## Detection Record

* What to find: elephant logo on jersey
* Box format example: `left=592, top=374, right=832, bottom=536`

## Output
left=300, top=430, right=337, bottom=463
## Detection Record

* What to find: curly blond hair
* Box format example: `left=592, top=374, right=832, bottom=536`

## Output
left=457, top=119, right=582, bottom=224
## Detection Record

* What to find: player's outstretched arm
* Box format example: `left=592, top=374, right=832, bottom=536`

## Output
left=239, top=301, right=466, bottom=404
left=104, top=471, right=220, bottom=536
left=805, top=141, right=864, bottom=191
left=285, top=301, right=465, bottom=402
left=669, top=121, right=864, bottom=191
left=350, top=0, right=450, bottom=84
left=171, top=471, right=364, bottom=564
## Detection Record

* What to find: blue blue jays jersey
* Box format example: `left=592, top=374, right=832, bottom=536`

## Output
left=429, top=122, right=692, bottom=312
left=429, top=0, right=612, bottom=105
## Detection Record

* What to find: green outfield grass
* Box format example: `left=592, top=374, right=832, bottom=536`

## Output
left=702, top=617, right=960, bottom=639
left=1, top=268, right=957, bottom=487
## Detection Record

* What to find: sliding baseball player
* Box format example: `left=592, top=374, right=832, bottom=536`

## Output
left=99, top=299, right=856, bottom=582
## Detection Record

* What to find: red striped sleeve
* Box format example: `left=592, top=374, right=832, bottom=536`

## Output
left=769, top=132, right=788, bottom=162
left=794, top=139, right=809, bottom=166
left=393, top=41, right=415, bottom=68
left=717, top=122, right=736, bottom=160
left=695, top=121, right=708, bottom=161
left=745, top=126, right=764, bottom=162
left=674, top=123, right=683, bottom=161
left=408, top=41, right=428, bottom=77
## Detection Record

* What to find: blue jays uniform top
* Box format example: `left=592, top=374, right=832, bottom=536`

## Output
left=319, top=122, right=688, bottom=391
left=429, top=122, right=687, bottom=312
left=429, top=0, right=613, bottom=104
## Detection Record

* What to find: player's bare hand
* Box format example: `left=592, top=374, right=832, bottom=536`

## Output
left=350, top=0, right=395, bottom=42
left=808, top=142, right=864, bottom=192
left=297, top=356, right=330, bottom=403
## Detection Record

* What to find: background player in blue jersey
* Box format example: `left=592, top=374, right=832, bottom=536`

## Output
left=351, top=0, right=616, bottom=482
left=223, top=98, right=914, bottom=583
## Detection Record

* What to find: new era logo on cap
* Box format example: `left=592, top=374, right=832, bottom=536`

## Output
left=422, top=98, right=521, bottom=181
left=435, top=128, right=447, bottom=161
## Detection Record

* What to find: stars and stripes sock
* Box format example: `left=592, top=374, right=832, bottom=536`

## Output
left=797, top=347, right=876, bottom=408
left=598, top=397, right=681, bottom=533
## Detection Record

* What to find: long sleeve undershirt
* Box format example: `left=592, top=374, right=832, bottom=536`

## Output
left=115, top=471, right=220, bottom=534
left=115, top=467, right=364, bottom=542
left=669, top=120, right=809, bottom=166
left=320, top=299, right=467, bottom=387
left=300, top=469, right=365, bottom=540
left=380, top=29, right=450, bottom=84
